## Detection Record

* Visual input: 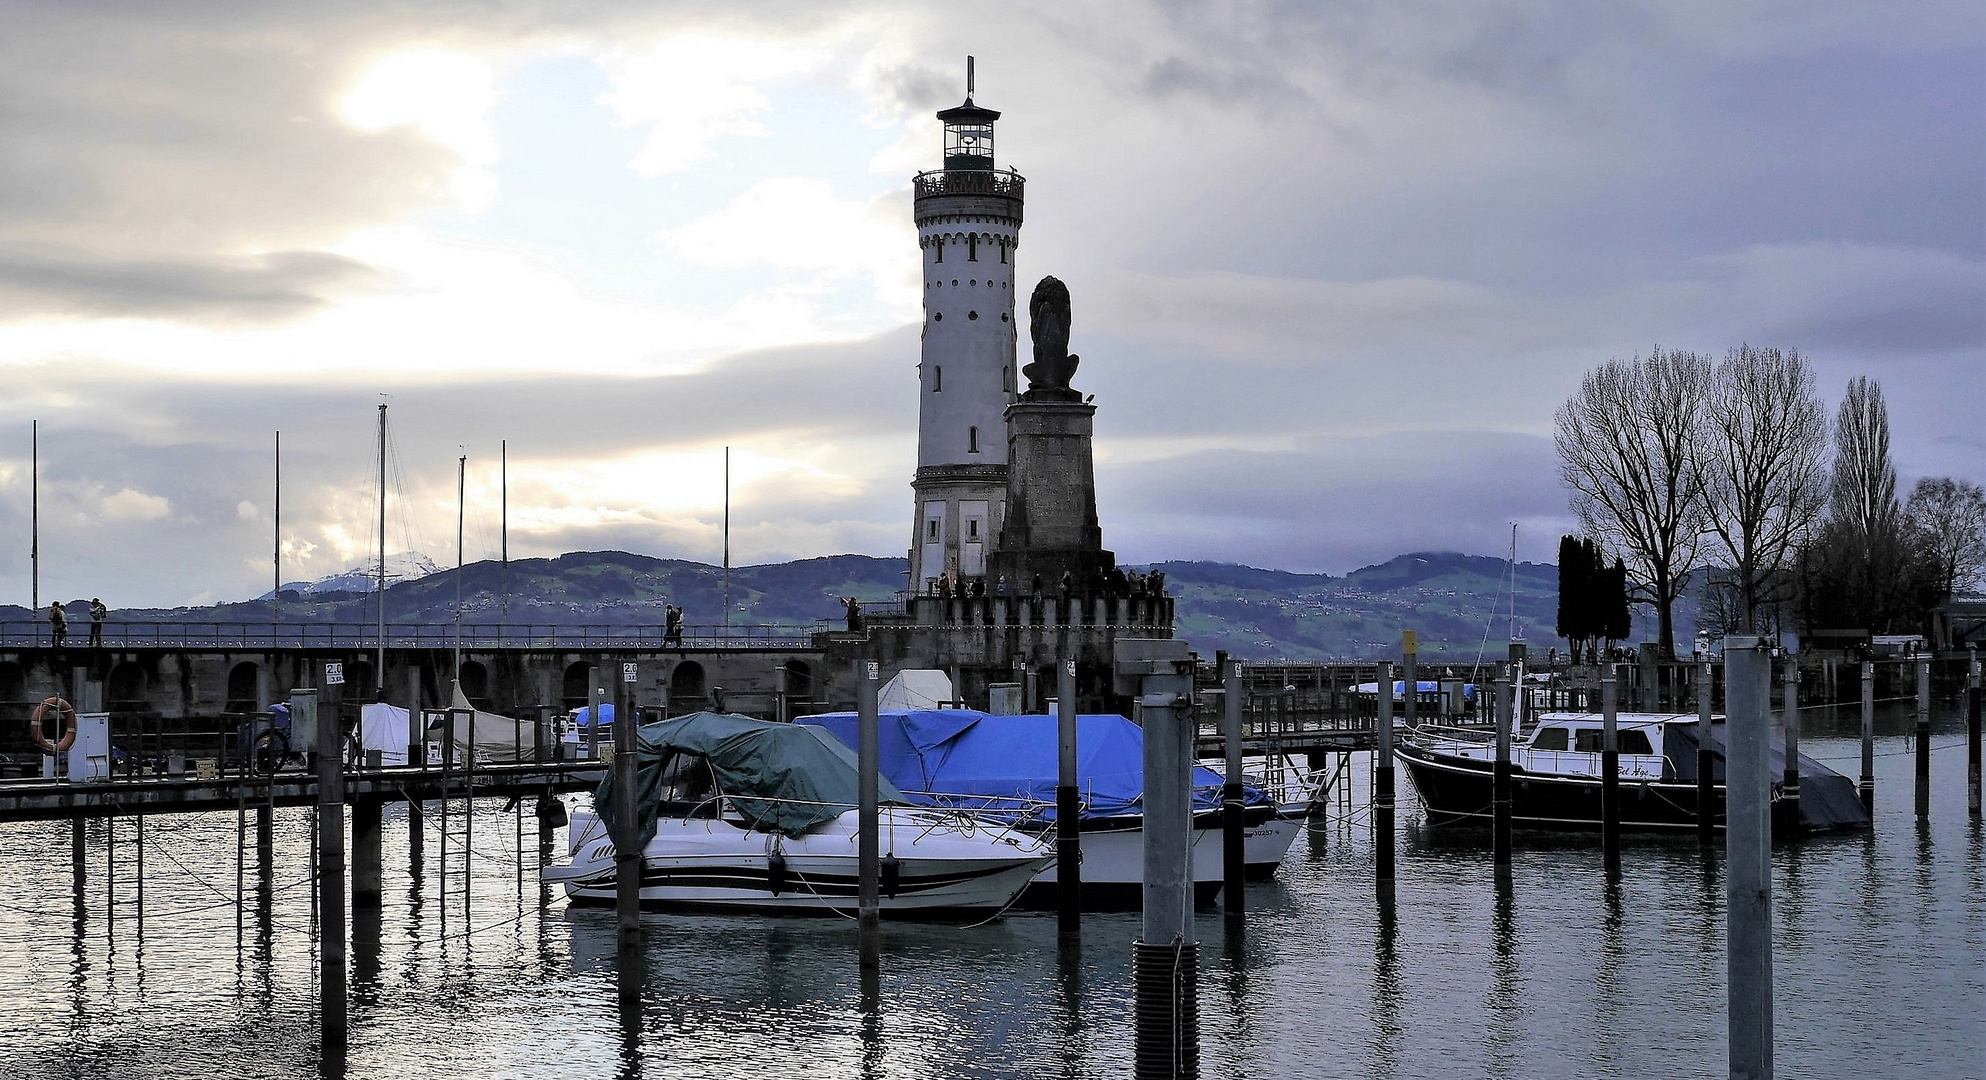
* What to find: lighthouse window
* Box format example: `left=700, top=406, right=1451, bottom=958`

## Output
left=999, top=241, right=1007, bottom=265
left=969, top=426, right=979, bottom=453
left=934, top=239, right=943, bottom=263
left=933, top=312, right=942, bottom=322
left=968, top=519, right=979, bottom=539
left=968, top=235, right=979, bottom=261
left=968, top=310, right=979, bottom=320
left=1001, top=313, right=1009, bottom=323
left=933, top=366, right=942, bottom=392
left=928, top=520, right=939, bottom=540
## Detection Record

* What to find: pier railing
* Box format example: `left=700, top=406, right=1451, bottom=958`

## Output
left=0, top=621, right=824, bottom=651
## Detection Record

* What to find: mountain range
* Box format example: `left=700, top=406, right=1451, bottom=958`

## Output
left=4, top=550, right=1593, bottom=662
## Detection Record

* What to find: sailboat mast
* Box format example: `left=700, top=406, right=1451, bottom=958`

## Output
left=723, top=446, right=731, bottom=637
left=376, top=403, right=387, bottom=695
left=454, top=452, right=465, bottom=696
left=273, top=430, right=281, bottom=600
left=1508, top=522, right=1518, bottom=642
left=500, top=440, right=508, bottom=627
left=30, top=420, right=37, bottom=612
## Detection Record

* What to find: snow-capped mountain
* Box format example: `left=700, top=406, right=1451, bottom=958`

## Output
left=264, top=552, right=445, bottom=598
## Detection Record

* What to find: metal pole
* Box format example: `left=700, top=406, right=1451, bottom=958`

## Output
left=1493, top=663, right=1512, bottom=869
left=1057, top=654, right=1081, bottom=937
left=31, top=419, right=38, bottom=612
left=273, top=430, right=281, bottom=599
left=857, top=659, right=881, bottom=955
left=722, top=446, right=731, bottom=639
left=1781, top=656, right=1801, bottom=836
left=453, top=454, right=465, bottom=696
left=500, top=440, right=508, bottom=628
left=1968, top=655, right=1981, bottom=818
left=1915, top=659, right=1931, bottom=820
left=613, top=659, right=641, bottom=980
left=1724, top=635, right=1774, bottom=1080
left=1374, top=659, right=1395, bottom=898
left=1601, top=664, right=1619, bottom=870
left=1699, top=661, right=1717, bottom=844
left=375, top=403, right=386, bottom=696
left=1221, top=654, right=1245, bottom=914
left=1860, top=661, right=1875, bottom=814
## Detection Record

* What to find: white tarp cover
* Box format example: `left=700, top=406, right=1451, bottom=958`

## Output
left=423, top=687, right=536, bottom=763
left=359, top=703, right=416, bottom=766
left=878, top=669, right=954, bottom=711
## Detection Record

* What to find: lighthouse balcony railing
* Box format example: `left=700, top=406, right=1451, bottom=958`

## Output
left=912, top=168, right=1026, bottom=200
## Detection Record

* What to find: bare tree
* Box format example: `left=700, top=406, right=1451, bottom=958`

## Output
left=1703, top=345, right=1828, bottom=632
left=1554, top=347, right=1712, bottom=657
left=1906, top=477, right=1986, bottom=597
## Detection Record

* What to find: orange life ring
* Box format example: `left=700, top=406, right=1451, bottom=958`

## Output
left=30, top=696, right=76, bottom=754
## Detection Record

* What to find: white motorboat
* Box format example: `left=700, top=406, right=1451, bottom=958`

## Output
left=542, top=712, right=1051, bottom=914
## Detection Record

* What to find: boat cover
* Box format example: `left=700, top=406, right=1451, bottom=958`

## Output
left=596, top=712, right=909, bottom=847
left=570, top=703, right=615, bottom=728
left=1664, top=720, right=1871, bottom=831
left=878, top=669, right=954, bottom=711
left=795, top=710, right=1266, bottom=819
left=359, top=703, right=416, bottom=766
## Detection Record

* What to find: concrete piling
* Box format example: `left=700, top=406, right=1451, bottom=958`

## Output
left=1401, top=631, right=1417, bottom=731
left=1220, top=654, right=1245, bottom=915
left=857, top=658, right=882, bottom=960
left=352, top=797, right=383, bottom=910
left=1373, top=659, right=1395, bottom=899
left=1724, top=637, right=1774, bottom=1080
left=303, top=687, right=346, bottom=1064
left=1968, top=657, right=1981, bottom=818
left=1134, top=687, right=1198, bottom=1080
left=1915, top=660, right=1931, bottom=820
left=1600, top=664, right=1620, bottom=871
left=1056, top=655, right=1081, bottom=938
left=612, top=660, right=642, bottom=995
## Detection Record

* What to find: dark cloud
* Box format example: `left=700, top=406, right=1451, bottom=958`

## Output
left=0, top=249, right=385, bottom=322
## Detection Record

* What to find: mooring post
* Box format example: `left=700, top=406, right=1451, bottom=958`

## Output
left=1968, top=653, right=1981, bottom=818
left=858, top=658, right=882, bottom=957
left=1493, top=663, right=1512, bottom=870
left=1860, top=661, right=1876, bottom=814
left=1700, top=660, right=1718, bottom=844
left=1118, top=640, right=1199, bottom=1080
left=1220, top=652, right=1245, bottom=915
left=1373, top=658, right=1395, bottom=900
left=1915, top=659, right=1932, bottom=820
left=613, top=658, right=641, bottom=988
left=1401, top=630, right=1417, bottom=731
left=1601, top=664, right=1620, bottom=871
left=1781, top=656, right=1801, bottom=837
left=1056, top=653, right=1082, bottom=939
left=408, top=673, right=424, bottom=860
left=303, top=687, right=346, bottom=1064
left=1724, top=636, right=1773, bottom=1080
left=352, top=795, right=383, bottom=911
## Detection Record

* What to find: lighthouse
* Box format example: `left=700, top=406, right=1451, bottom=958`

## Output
left=908, top=58, right=1025, bottom=592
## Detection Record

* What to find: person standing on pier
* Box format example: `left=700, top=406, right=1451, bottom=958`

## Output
left=47, top=601, right=66, bottom=646
left=88, top=597, right=107, bottom=648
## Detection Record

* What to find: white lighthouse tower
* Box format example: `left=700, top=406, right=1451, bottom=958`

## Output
left=909, top=58, right=1025, bottom=592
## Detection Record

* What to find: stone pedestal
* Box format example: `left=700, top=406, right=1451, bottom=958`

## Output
left=990, top=398, right=1115, bottom=589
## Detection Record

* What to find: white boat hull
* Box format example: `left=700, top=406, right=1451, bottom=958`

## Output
left=553, top=808, right=1050, bottom=914
left=1016, top=808, right=1303, bottom=907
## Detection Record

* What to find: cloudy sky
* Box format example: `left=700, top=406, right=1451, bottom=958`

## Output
left=0, top=1, right=1979, bottom=608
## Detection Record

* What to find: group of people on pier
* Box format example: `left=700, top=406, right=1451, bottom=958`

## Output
left=931, top=566, right=1168, bottom=603
left=44, top=598, right=109, bottom=647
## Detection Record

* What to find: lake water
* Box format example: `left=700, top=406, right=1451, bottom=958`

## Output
left=0, top=702, right=1979, bottom=1079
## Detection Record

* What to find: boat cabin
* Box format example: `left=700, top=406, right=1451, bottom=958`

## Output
left=1518, top=712, right=1673, bottom=780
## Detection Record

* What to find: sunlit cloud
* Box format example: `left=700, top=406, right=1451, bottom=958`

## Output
left=597, top=35, right=824, bottom=177
left=340, top=49, right=503, bottom=212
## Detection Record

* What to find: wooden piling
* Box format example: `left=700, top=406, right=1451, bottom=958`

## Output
left=1698, top=661, right=1717, bottom=844
left=1056, top=654, right=1081, bottom=938
left=352, top=796, right=383, bottom=910
left=857, top=659, right=882, bottom=959
left=305, top=687, right=346, bottom=1064
left=1601, top=664, right=1620, bottom=871
left=1860, top=661, right=1876, bottom=814
left=1724, top=637, right=1774, bottom=1080
left=1373, top=659, right=1395, bottom=898
left=1133, top=685, right=1198, bottom=1080
left=1220, top=654, right=1245, bottom=915
left=1915, top=659, right=1931, bottom=820
left=1401, top=631, right=1417, bottom=731
left=1493, top=663, right=1512, bottom=870
left=612, top=659, right=642, bottom=988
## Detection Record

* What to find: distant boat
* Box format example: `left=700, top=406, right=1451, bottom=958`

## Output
left=1395, top=711, right=1870, bottom=835
left=544, top=712, right=1051, bottom=914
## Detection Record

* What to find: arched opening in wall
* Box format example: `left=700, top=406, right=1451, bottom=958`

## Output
left=562, top=662, right=592, bottom=710
left=0, top=662, right=23, bottom=702
left=227, top=662, right=259, bottom=713
left=968, top=426, right=979, bottom=453
left=670, top=661, right=706, bottom=707
left=934, top=238, right=944, bottom=263
left=457, top=660, right=489, bottom=708
left=781, top=660, right=812, bottom=701
left=347, top=661, right=375, bottom=700
left=107, top=662, right=147, bottom=709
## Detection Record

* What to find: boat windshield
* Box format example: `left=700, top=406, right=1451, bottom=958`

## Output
left=657, top=751, right=720, bottom=817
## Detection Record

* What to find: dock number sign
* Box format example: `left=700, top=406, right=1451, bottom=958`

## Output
left=622, top=662, right=637, bottom=684
left=324, top=662, right=344, bottom=686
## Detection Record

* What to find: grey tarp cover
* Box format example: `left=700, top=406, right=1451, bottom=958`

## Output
left=1664, top=720, right=1870, bottom=831
left=595, top=712, right=909, bottom=848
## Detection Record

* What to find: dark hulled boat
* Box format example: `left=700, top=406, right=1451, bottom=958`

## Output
left=1395, top=712, right=1870, bottom=835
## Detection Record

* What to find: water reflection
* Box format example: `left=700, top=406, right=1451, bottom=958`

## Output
left=1370, top=899, right=1401, bottom=1080
left=1485, top=870, right=1522, bottom=1079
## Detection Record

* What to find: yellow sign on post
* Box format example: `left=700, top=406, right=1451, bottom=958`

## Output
left=1402, top=630, right=1417, bottom=653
